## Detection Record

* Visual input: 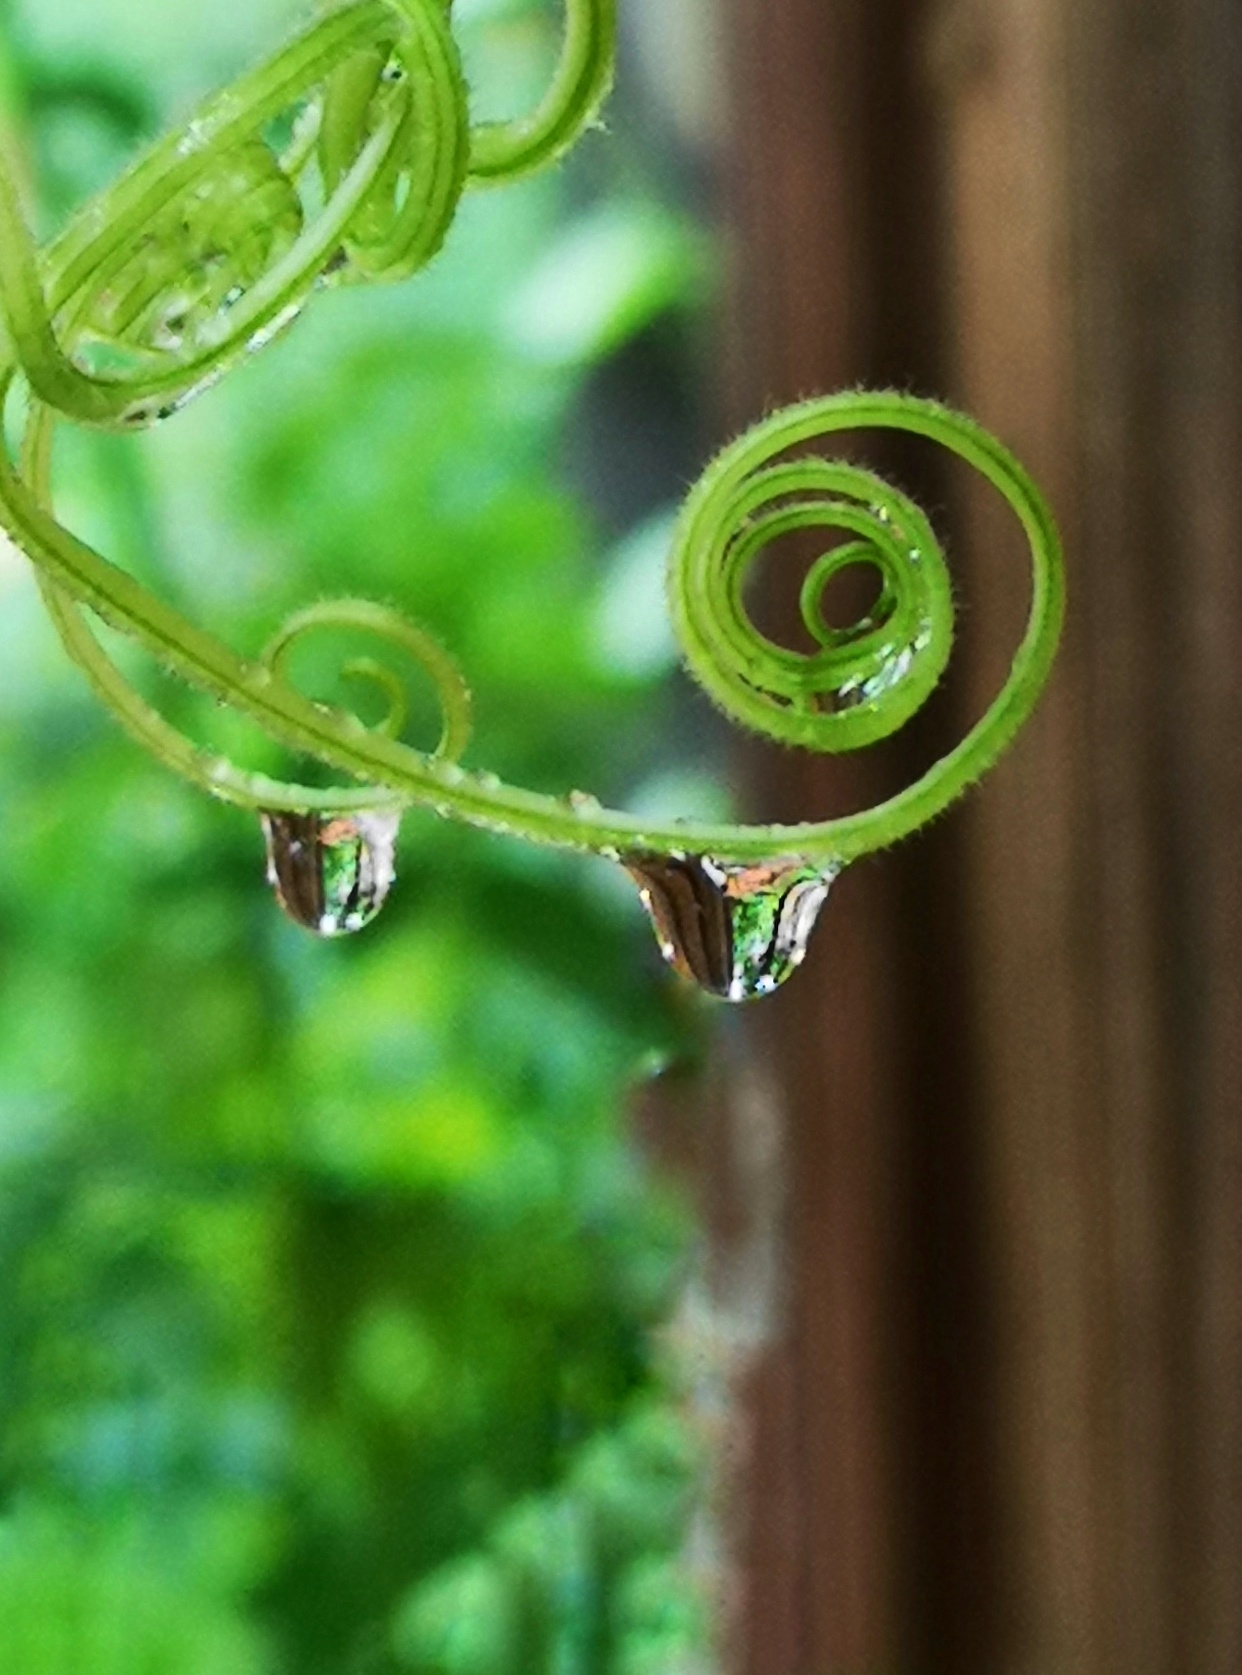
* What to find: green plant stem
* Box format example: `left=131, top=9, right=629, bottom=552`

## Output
left=0, top=0, right=1063, bottom=868
left=5, top=386, right=1062, bottom=865
left=0, top=0, right=614, bottom=427
left=468, top=0, right=615, bottom=181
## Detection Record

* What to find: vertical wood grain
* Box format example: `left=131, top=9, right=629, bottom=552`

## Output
left=720, top=0, right=1242, bottom=1669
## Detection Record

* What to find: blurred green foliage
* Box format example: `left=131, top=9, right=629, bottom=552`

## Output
left=0, top=1, right=719, bottom=1668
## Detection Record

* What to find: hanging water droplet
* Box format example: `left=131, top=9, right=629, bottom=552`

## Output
left=244, top=300, right=303, bottom=357
left=624, top=852, right=839, bottom=1002
left=118, top=363, right=227, bottom=428
left=261, top=810, right=399, bottom=936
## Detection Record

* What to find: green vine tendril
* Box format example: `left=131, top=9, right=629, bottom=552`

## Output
left=0, top=0, right=1063, bottom=991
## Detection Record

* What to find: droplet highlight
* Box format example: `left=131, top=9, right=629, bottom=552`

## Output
left=261, top=810, right=399, bottom=936
left=624, top=853, right=839, bottom=1002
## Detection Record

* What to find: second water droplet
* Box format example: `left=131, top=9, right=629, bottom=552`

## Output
left=625, top=852, right=839, bottom=1002
left=261, top=809, right=399, bottom=936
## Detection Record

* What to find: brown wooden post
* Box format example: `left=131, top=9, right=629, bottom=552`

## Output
left=940, top=0, right=1242, bottom=1670
left=718, top=0, right=1242, bottom=1670
left=718, top=2, right=975, bottom=1670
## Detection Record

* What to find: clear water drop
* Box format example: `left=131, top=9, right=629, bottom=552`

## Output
left=118, top=362, right=227, bottom=428
left=261, top=810, right=399, bottom=937
left=624, top=853, right=839, bottom=1002
left=250, top=301, right=303, bottom=352
left=568, top=789, right=601, bottom=816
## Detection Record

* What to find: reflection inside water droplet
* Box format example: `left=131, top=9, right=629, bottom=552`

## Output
left=261, top=810, right=399, bottom=936
left=624, top=853, right=839, bottom=1002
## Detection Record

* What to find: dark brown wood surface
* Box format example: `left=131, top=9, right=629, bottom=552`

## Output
left=716, top=0, right=1242, bottom=1670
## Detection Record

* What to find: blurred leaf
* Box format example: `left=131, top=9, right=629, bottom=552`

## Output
left=593, top=509, right=681, bottom=679
left=505, top=203, right=706, bottom=367
left=0, top=1506, right=274, bottom=1675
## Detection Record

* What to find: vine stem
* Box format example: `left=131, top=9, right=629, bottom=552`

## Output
left=0, top=1, right=1063, bottom=871
left=3, top=388, right=1063, bottom=866
left=0, top=0, right=615, bottom=428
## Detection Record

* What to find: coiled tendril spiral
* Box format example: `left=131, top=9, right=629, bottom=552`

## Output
left=0, top=0, right=615, bottom=427
left=0, top=0, right=1063, bottom=995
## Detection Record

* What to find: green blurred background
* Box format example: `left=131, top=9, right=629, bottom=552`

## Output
left=0, top=2, right=725, bottom=1668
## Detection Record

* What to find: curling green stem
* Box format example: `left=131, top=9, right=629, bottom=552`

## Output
left=0, top=0, right=611, bottom=429
left=468, top=0, right=615, bottom=181
left=0, top=2, right=1063, bottom=871
left=6, top=386, right=1061, bottom=865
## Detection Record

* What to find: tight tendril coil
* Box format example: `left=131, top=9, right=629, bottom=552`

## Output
left=0, top=0, right=1063, bottom=901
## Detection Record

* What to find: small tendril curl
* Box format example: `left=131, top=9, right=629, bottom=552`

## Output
left=0, top=0, right=1063, bottom=963
left=662, top=393, right=1064, bottom=861
left=675, top=445, right=953, bottom=754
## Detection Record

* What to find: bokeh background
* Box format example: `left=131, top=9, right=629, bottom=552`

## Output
left=0, top=2, right=729, bottom=1671
left=4, top=1, right=1242, bottom=1674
